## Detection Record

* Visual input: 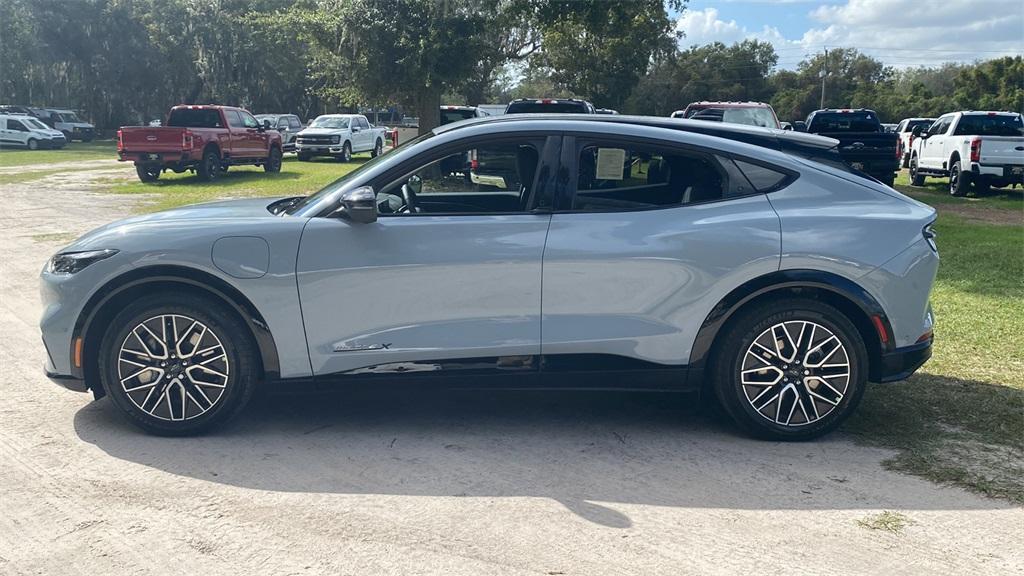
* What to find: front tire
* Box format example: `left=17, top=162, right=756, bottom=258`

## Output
left=949, top=160, right=968, bottom=197
left=264, top=146, right=282, bottom=173
left=340, top=141, right=352, bottom=162
left=712, top=298, right=868, bottom=441
left=909, top=156, right=925, bottom=186
left=27, top=138, right=38, bottom=150
left=297, top=151, right=311, bottom=162
left=98, top=293, right=257, bottom=435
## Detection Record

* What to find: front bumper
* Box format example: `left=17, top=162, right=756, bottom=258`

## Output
left=296, top=143, right=344, bottom=154
left=45, top=367, right=89, bottom=392
left=876, top=338, right=932, bottom=382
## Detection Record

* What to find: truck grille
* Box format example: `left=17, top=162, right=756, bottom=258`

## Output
left=298, top=135, right=334, bottom=145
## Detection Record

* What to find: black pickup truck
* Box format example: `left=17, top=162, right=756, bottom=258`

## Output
left=804, top=109, right=900, bottom=186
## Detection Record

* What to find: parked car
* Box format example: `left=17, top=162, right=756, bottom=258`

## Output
left=41, top=108, right=96, bottom=142
left=41, top=114, right=937, bottom=440
left=0, top=113, right=67, bottom=149
left=505, top=98, right=595, bottom=114
left=909, top=111, right=1024, bottom=196
left=295, top=114, right=387, bottom=161
left=0, top=104, right=42, bottom=117
left=895, top=118, right=936, bottom=168
left=439, top=105, right=488, bottom=126
left=882, top=123, right=898, bottom=133
left=595, top=108, right=619, bottom=115
left=671, top=102, right=781, bottom=129
left=117, top=105, right=283, bottom=182
left=255, top=114, right=303, bottom=152
left=804, top=108, right=900, bottom=187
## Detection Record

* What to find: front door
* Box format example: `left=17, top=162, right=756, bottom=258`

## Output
left=296, top=134, right=557, bottom=375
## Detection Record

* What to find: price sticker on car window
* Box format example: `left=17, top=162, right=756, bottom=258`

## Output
left=596, top=148, right=626, bottom=180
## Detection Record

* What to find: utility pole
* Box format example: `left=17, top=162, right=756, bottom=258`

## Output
left=820, top=47, right=828, bottom=109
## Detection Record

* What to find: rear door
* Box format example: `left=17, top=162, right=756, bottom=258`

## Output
left=541, top=133, right=781, bottom=369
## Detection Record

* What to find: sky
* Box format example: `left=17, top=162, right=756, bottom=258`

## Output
left=674, top=0, right=1024, bottom=70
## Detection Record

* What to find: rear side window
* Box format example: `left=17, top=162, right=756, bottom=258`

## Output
left=953, top=114, right=1024, bottom=136
left=167, top=108, right=224, bottom=128
left=571, top=142, right=764, bottom=211
left=928, top=117, right=951, bottom=135
left=733, top=159, right=788, bottom=192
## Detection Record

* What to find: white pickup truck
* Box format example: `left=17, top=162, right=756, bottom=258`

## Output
left=909, top=111, right=1024, bottom=196
left=295, top=114, right=387, bottom=162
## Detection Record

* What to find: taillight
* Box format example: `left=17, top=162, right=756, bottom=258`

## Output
left=896, top=138, right=903, bottom=158
left=969, top=138, right=981, bottom=163
left=181, top=130, right=194, bottom=150
left=116, top=129, right=123, bottom=151
left=470, top=149, right=478, bottom=170
left=923, top=221, right=938, bottom=253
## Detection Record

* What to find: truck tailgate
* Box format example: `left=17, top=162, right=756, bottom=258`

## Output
left=119, top=127, right=188, bottom=152
left=978, top=136, right=1024, bottom=166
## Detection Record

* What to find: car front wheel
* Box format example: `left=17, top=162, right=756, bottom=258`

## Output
left=713, top=298, right=868, bottom=441
left=264, top=146, right=282, bottom=173
left=98, top=293, right=257, bottom=435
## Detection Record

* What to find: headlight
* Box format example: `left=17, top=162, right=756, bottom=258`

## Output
left=46, top=249, right=118, bottom=275
left=331, top=135, right=341, bottom=144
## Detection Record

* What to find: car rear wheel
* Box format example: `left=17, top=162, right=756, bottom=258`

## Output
left=712, top=298, right=868, bottom=441
left=264, top=146, right=282, bottom=173
left=135, top=164, right=161, bottom=182
left=197, top=149, right=220, bottom=181
left=98, top=293, right=257, bottom=435
left=949, top=160, right=968, bottom=196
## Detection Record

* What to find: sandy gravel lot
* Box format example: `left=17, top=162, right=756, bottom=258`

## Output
left=1, top=162, right=1021, bottom=575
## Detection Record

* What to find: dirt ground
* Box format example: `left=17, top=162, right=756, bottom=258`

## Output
left=1, top=162, right=1021, bottom=575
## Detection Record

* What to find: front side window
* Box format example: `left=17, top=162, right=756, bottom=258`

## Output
left=7, top=119, right=27, bottom=131
left=288, top=116, right=301, bottom=129
left=569, top=141, right=771, bottom=212
left=277, top=117, right=289, bottom=130
left=378, top=138, right=544, bottom=215
left=241, top=112, right=259, bottom=129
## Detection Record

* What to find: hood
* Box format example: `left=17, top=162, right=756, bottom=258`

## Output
left=33, top=128, right=65, bottom=138
left=298, top=127, right=346, bottom=136
left=66, top=197, right=287, bottom=251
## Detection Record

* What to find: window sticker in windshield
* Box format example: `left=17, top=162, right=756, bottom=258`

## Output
left=596, top=148, right=626, bottom=180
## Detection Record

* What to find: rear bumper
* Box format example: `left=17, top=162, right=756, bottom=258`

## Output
left=973, top=162, right=1024, bottom=182
left=876, top=339, right=932, bottom=383
left=118, top=151, right=196, bottom=164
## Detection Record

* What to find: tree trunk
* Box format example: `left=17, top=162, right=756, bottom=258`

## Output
left=415, top=84, right=442, bottom=136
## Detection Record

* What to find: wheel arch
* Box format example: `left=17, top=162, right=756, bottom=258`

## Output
left=689, top=270, right=894, bottom=387
left=73, top=265, right=281, bottom=397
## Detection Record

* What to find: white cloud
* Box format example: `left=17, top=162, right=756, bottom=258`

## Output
left=676, top=0, right=1024, bottom=69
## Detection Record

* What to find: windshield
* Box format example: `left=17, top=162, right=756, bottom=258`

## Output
left=809, top=112, right=881, bottom=132
left=688, top=106, right=777, bottom=128
left=286, top=130, right=436, bottom=215
left=440, top=109, right=477, bottom=125
left=505, top=102, right=589, bottom=114
left=25, top=118, right=49, bottom=130
left=309, top=117, right=350, bottom=129
left=168, top=108, right=223, bottom=128
left=955, top=114, right=1024, bottom=137
left=58, top=112, right=81, bottom=123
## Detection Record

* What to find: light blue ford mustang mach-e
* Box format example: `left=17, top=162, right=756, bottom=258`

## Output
left=40, top=115, right=938, bottom=439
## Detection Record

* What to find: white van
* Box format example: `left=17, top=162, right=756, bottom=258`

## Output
left=0, top=114, right=67, bottom=149
left=41, top=108, right=95, bottom=142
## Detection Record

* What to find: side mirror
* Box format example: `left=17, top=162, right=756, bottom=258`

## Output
left=793, top=121, right=807, bottom=133
left=262, top=119, right=272, bottom=130
left=336, top=186, right=377, bottom=224
left=407, top=174, right=422, bottom=196
left=352, top=126, right=361, bottom=132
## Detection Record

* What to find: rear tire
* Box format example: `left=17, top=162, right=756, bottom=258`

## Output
left=949, top=160, right=968, bottom=197
left=371, top=138, right=383, bottom=158
left=98, top=293, right=257, bottom=436
left=264, top=146, right=282, bottom=173
left=909, top=156, right=925, bottom=186
left=197, top=148, right=220, bottom=182
left=712, top=298, right=868, bottom=441
left=135, top=164, right=161, bottom=182
left=297, top=151, right=311, bottom=162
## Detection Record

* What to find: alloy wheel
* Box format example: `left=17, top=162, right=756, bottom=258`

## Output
left=117, top=314, right=230, bottom=422
left=740, top=320, right=850, bottom=427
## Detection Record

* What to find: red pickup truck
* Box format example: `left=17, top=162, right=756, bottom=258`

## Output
left=117, top=105, right=283, bottom=182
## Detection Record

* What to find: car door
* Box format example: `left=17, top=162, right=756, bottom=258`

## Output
left=223, top=110, right=246, bottom=158
left=920, top=116, right=950, bottom=169
left=352, top=116, right=370, bottom=151
left=276, top=116, right=292, bottom=146
left=5, top=118, right=30, bottom=147
left=295, top=133, right=559, bottom=376
left=541, top=133, right=781, bottom=370
left=239, top=110, right=267, bottom=158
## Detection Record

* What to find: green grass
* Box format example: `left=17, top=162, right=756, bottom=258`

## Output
left=108, top=155, right=370, bottom=212
left=856, top=511, right=913, bottom=534
left=845, top=210, right=1024, bottom=503
left=0, top=140, right=116, bottom=167
left=893, top=169, right=1023, bottom=212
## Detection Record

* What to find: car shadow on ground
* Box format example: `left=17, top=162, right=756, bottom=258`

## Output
left=73, top=383, right=1011, bottom=527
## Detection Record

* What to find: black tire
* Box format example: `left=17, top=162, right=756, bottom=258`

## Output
left=97, top=293, right=258, bottom=436
left=27, top=138, right=38, bottom=150
left=371, top=138, right=383, bottom=158
left=297, top=151, right=311, bottom=162
left=972, top=176, right=991, bottom=195
left=62, top=131, right=72, bottom=142
left=877, top=173, right=895, bottom=188
left=712, top=298, right=868, bottom=441
left=949, top=159, right=968, bottom=197
left=135, top=164, right=161, bottom=182
left=197, top=148, right=220, bottom=182
left=909, top=156, right=925, bottom=186
left=264, top=146, right=282, bottom=173
left=340, top=141, right=352, bottom=162
left=901, top=154, right=910, bottom=169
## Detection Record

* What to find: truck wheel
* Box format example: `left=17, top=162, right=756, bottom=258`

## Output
left=371, top=138, right=383, bottom=158
left=949, top=160, right=968, bottom=197
left=62, top=131, right=73, bottom=142
left=264, top=146, right=282, bottom=173
left=878, top=173, right=895, bottom=188
left=972, top=176, right=991, bottom=195
left=135, top=164, right=161, bottom=182
left=27, top=138, right=38, bottom=150
left=297, top=151, right=311, bottom=162
left=340, top=141, right=352, bottom=162
left=197, top=149, right=220, bottom=182
left=909, top=156, right=925, bottom=186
